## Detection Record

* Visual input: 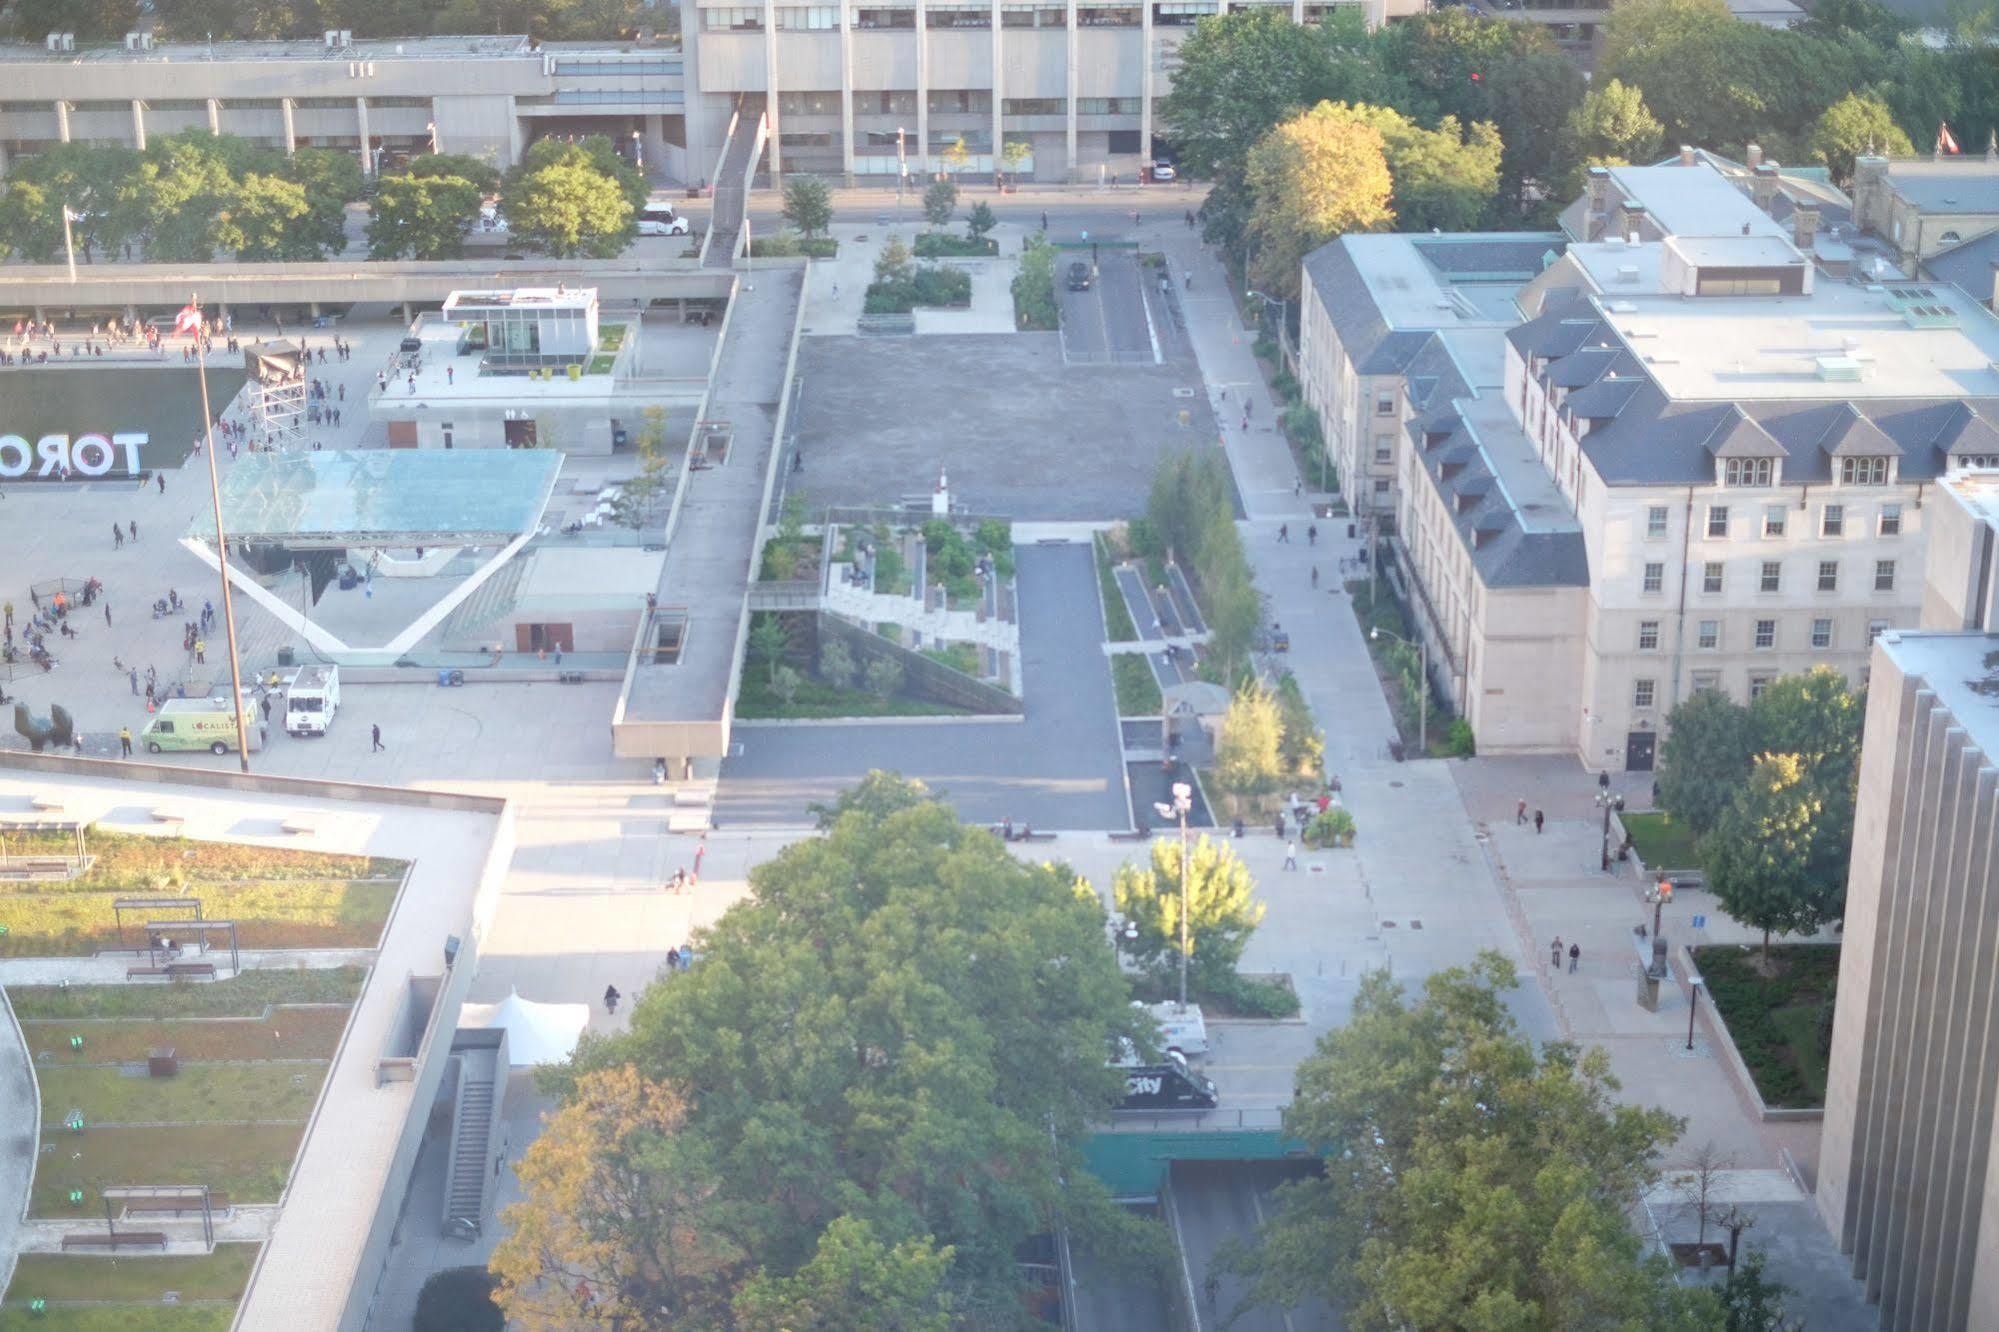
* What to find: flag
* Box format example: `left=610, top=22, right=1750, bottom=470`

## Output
left=1938, top=122, right=1961, bottom=155
left=173, top=304, right=202, bottom=337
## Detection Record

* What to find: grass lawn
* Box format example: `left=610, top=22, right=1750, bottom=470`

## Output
left=8, top=969, right=366, bottom=1021
left=0, top=879, right=397, bottom=957
left=31, top=1123, right=306, bottom=1214
left=1693, top=943, right=1841, bottom=1109
left=1113, top=655, right=1163, bottom=716
left=6, top=1245, right=259, bottom=1303
left=735, top=676, right=973, bottom=720
left=22, top=1007, right=350, bottom=1064
left=1621, top=811, right=1702, bottom=870
left=1093, top=535, right=1138, bottom=642
left=40, top=1062, right=327, bottom=1127
left=0, top=1306, right=236, bottom=1331
left=0, top=828, right=394, bottom=890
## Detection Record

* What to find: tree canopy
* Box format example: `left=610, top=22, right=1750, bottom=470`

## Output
left=1244, top=104, right=1394, bottom=298
left=1809, top=93, right=1916, bottom=187
left=132, top=0, right=658, bottom=42
left=1704, top=753, right=1841, bottom=961
left=368, top=172, right=485, bottom=260
left=499, top=141, right=637, bottom=258
left=1111, top=834, right=1266, bottom=995
left=1656, top=688, right=1757, bottom=840
left=502, top=774, right=1159, bottom=1322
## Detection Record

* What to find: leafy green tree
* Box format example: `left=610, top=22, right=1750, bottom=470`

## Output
left=569, top=779, right=1159, bottom=1311
left=1599, top=0, right=1773, bottom=150
left=922, top=177, right=959, bottom=228
left=941, top=135, right=971, bottom=178
left=733, top=1216, right=953, bottom=1332
left=0, top=181, right=65, bottom=264
left=1749, top=666, right=1862, bottom=892
left=748, top=614, right=792, bottom=685
left=1012, top=234, right=1059, bottom=329
left=1111, top=835, right=1266, bottom=993
left=1657, top=687, right=1754, bottom=839
left=134, top=133, right=240, bottom=262
left=999, top=138, right=1033, bottom=186
left=875, top=233, right=915, bottom=285
left=5, top=143, right=146, bottom=261
left=513, top=133, right=647, bottom=211
left=1558, top=78, right=1665, bottom=197
left=1242, top=953, right=1718, bottom=1330
left=806, top=768, right=934, bottom=829
left=864, top=656, right=904, bottom=698
left=965, top=200, right=997, bottom=240
left=1718, top=1247, right=1795, bottom=1331
left=406, top=152, right=503, bottom=195
left=1809, top=92, right=1915, bottom=187
left=367, top=172, right=482, bottom=259
left=4, top=0, right=138, bottom=39
left=782, top=173, right=834, bottom=237
left=1244, top=104, right=1393, bottom=298
left=819, top=639, right=858, bottom=691
left=1705, top=753, right=1838, bottom=963
left=500, top=159, right=636, bottom=257
left=1214, top=682, right=1286, bottom=797
left=1315, top=101, right=1503, bottom=233
left=217, top=172, right=313, bottom=260
left=284, top=147, right=365, bottom=256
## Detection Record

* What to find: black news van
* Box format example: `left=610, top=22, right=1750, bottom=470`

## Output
left=1115, top=1048, right=1218, bottom=1112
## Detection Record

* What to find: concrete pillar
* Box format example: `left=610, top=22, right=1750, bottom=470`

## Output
left=916, top=1, right=930, bottom=181
left=130, top=99, right=147, bottom=151
left=356, top=96, right=372, bottom=175
left=990, top=0, right=1003, bottom=181
left=1139, top=1, right=1152, bottom=164
left=207, top=99, right=221, bottom=134
left=763, top=0, right=781, bottom=177
left=1064, top=0, right=1077, bottom=180
left=54, top=100, right=71, bottom=144
left=0, top=139, right=10, bottom=180
left=840, top=0, right=856, bottom=181
left=1293, top=0, right=1303, bottom=20
left=281, top=98, right=296, bottom=155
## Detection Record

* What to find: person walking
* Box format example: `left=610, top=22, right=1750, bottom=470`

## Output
left=1533, top=809, right=1544, bottom=834
left=119, top=726, right=133, bottom=757
left=1516, top=797, right=1528, bottom=825
left=104, top=602, right=111, bottom=627
left=194, top=638, right=206, bottom=664
left=1551, top=936, right=1563, bottom=969
left=371, top=723, right=384, bottom=752
left=1568, top=942, right=1581, bottom=974
left=1311, top=565, right=1319, bottom=589
left=1277, top=523, right=1289, bottom=543
left=129, top=520, right=137, bottom=542
left=156, top=473, right=165, bottom=493
left=1283, top=839, right=1298, bottom=871
left=113, top=523, right=123, bottom=548
left=260, top=694, right=272, bottom=721
left=603, top=984, right=620, bottom=1015
left=693, top=837, right=706, bottom=883
left=128, top=666, right=138, bottom=695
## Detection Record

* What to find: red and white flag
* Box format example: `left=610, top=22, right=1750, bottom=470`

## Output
left=173, top=303, right=202, bottom=336
left=1938, top=122, right=1962, bottom=155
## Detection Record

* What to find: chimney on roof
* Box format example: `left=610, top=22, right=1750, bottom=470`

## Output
left=1586, top=166, right=1612, bottom=241
left=1680, top=144, right=1696, bottom=167
left=1794, top=203, right=1820, bottom=252
left=1746, top=143, right=1763, bottom=168
left=1616, top=200, right=1648, bottom=242
left=1752, top=162, right=1780, bottom=213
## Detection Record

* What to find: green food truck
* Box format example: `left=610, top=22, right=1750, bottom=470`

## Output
left=141, top=699, right=262, bottom=755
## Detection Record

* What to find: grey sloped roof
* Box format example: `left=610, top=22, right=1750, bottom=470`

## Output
left=1704, top=408, right=1788, bottom=458
left=1922, top=230, right=1999, bottom=305
left=1303, top=240, right=1392, bottom=368
left=1930, top=399, right=1999, bottom=455
left=1401, top=335, right=1474, bottom=407
left=1547, top=346, right=1622, bottom=388
left=1358, top=329, right=1434, bottom=375
left=1411, top=236, right=1563, bottom=278
left=1564, top=376, right=1643, bottom=420
left=1815, top=404, right=1900, bottom=457
left=1403, top=403, right=1591, bottom=590
left=1507, top=303, right=1615, bottom=360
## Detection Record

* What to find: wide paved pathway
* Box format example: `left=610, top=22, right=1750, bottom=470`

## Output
left=0, top=991, right=35, bottom=1305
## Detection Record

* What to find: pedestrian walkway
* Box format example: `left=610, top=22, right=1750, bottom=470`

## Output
left=0, top=990, right=37, bottom=1303
left=0, top=946, right=375, bottom=987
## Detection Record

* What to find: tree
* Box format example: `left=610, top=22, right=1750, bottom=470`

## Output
left=875, top=233, right=915, bottom=285
left=1111, top=835, right=1266, bottom=993
left=6, top=143, right=146, bottom=261
left=999, top=138, right=1033, bottom=186
left=864, top=656, right=904, bottom=698
left=490, top=1065, right=745, bottom=1328
left=782, top=173, right=833, bottom=238
left=1718, top=1248, right=1796, bottom=1331
left=1313, top=101, right=1503, bottom=233
left=941, top=135, right=971, bottom=179
left=0, top=181, right=64, bottom=264
left=215, top=172, right=313, bottom=260
left=1243, top=105, right=1393, bottom=298
left=1657, top=688, right=1754, bottom=839
left=134, top=134, right=240, bottom=262
left=1558, top=78, right=1665, bottom=196
left=1704, top=753, right=1838, bottom=963
left=413, top=1266, right=503, bottom=1332
left=284, top=147, right=365, bottom=256
left=1012, top=234, right=1059, bottom=329
left=367, top=172, right=482, bottom=260
left=1809, top=92, right=1915, bottom=187
left=1749, top=666, right=1863, bottom=892
left=965, top=200, right=997, bottom=240
left=773, top=664, right=803, bottom=707
left=1241, top=953, right=1719, bottom=1329
left=1599, top=0, right=1773, bottom=150
left=733, top=1216, right=954, bottom=1332
left=819, top=639, right=858, bottom=690
left=406, top=151, right=503, bottom=196
left=512, top=134, right=647, bottom=211
left=748, top=614, right=791, bottom=685
left=4, top=0, right=138, bottom=39
left=500, top=159, right=636, bottom=258
left=922, top=177, right=959, bottom=229
left=1213, top=681, right=1286, bottom=797
left=567, top=779, right=1158, bottom=1312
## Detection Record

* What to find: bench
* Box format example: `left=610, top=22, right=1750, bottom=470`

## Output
left=29, top=797, right=64, bottom=813
left=61, top=1231, right=168, bottom=1252
left=279, top=819, right=318, bottom=836
left=149, top=808, right=188, bottom=829
left=126, top=962, right=215, bottom=980
left=666, top=810, right=710, bottom=834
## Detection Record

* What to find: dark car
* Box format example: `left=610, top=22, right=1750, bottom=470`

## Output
left=1066, top=260, right=1093, bottom=292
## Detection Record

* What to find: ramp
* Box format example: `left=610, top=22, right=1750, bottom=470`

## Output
left=703, top=96, right=766, bottom=270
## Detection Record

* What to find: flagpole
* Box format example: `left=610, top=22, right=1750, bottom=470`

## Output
left=190, top=297, right=254, bottom=774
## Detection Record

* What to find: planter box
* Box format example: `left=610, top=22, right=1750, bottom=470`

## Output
left=1679, top=943, right=1824, bottom=1124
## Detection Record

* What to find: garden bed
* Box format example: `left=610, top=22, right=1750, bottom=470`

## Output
left=1692, top=943, right=1840, bottom=1110
left=22, top=1007, right=350, bottom=1064
left=735, top=676, right=970, bottom=720
left=914, top=233, right=998, bottom=258
left=31, top=1122, right=308, bottom=1214
left=1113, top=655, right=1163, bottom=716
left=1129, top=971, right=1300, bottom=1019
left=40, top=1062, right=328, bottom=1126
left=8, top=968, right=366, bottom=1021
left=1621, top=811, right=1701, bottom=870
left=6, top=1245, right=259, bottom=1306
left=0, top=878, right=398, bottom=957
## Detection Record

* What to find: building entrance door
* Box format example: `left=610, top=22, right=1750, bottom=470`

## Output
left=1625, top=731, right=1656, bottom=772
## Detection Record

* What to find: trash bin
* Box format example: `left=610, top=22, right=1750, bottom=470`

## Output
left=1389, top=739, right=1405, bottom=762
left=438, top=669, right=465, bottom=687
left=276, top=645, right=295, bottom=667
left=1348, top=523, right=1356, bottom=539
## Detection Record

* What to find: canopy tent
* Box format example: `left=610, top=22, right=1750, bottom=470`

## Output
left=458, top=988, right=590, bottom=1067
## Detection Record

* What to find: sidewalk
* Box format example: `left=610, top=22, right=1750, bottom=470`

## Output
left=0, top=947, right=376, bottom=987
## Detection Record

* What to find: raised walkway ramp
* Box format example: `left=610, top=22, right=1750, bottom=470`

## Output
left=703, top=96, right=765, bottom=270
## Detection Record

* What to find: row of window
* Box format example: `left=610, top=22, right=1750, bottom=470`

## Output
left=1634, top=610, right=1892, bottom=657
left=1638, top=557, right=1897, bottom=596
left=552, top=58, right=679, bottom=75
left=780, top=89, right=997, bottom=114
left=1720, top=456, right=1897, bottom=488
left=1648, top=500, right=1902, bottom=542
left=1630, top=628, right=1887, bottom=709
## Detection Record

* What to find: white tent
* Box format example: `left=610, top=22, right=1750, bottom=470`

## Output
left=459, top=988, right=590, bottom=1067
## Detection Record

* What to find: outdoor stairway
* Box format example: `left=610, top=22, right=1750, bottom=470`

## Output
left=441, top=1050, right=497, bottom=1237
left=703, top=97, right=764, bottom=269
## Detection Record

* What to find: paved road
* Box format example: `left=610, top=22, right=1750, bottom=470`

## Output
left=0, top=991, right=34, bottom=1305
left=1171, top=1160, right=1341, bottom=1331
left=1059, top=250, right=1158, bottom=366
left=716, top=541, right=1131, bottom=828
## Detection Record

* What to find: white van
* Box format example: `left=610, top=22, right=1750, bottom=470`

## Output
left=637, top=203, right=690, bottom=236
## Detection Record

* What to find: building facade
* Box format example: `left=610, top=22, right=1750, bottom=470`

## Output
left=1816, top=473, right=1999, bottom=1332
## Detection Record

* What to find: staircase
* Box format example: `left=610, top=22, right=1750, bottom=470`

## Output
left=703, top=96, right=765, bottom=269
left=441, top=1048, right=499, bottom=1237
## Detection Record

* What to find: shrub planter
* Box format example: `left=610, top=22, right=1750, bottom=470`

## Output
left=1681, top=943, right=1828, bottom=1123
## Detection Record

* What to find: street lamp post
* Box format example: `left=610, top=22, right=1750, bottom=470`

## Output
left=1368, top=625, right=1426, bottom=755
left=1153, top=781, right=1194, bottom=1011
left=1686, top=975, right=1703, bottom=1051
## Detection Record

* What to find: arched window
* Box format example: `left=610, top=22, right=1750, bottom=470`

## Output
left=1940, top=230, right=1963, bottom=245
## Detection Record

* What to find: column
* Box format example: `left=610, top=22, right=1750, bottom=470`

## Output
left=356, top=96, right=372, bottom=176
left=54, top=100, right=71, bottom=144
left=0, top=140, right=9, bottom=179
left=764, top=0, right=782, bottom=177
left=206, top=99, right=221, bottom=134
left=840, top=0, right=856, bottom=181
left=916, top=1, right=930, bottom=181
left=1064, top=0, right=1077, bottom=180
left=130, top=99, right=147, bottom=151
left=1292, top=0, right=1303, bottom=20
left=1139, top=1, right=1152, bottom=164
left=990, top=0, right=1003, bottom=182
left=281, top=98, right=296, bottom=155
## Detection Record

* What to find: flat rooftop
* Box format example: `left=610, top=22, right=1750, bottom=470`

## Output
left=1941, top=469, right=1999, bottom=534
left=0, top=34, right=681, bottom=63
left=1567, top=240, right=1668, bottom=293
left=1605, top=164, right=1793, bottom=242
left=1346, top=232, right=1561, bottom=330
left=1880, top=630, right=1999, bottom=758
left=444, top=288, right=598, bottom=315
left=192, top=448, right=562, bottom=545
left=1876, top=158, right=1999, bottom=215
left=1597, top=278, right=1999, bottom=402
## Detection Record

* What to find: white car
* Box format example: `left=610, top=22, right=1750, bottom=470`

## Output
left=637, top=207, right=691, bottom=236
left=1152, top=160, right=1177, bottom=182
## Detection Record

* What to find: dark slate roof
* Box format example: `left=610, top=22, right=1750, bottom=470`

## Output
left=1405, top=403, right=1591, bottom=590
left=1547, top=346, right=1622, bottom=388
left=1564, top=377, right=1643, bottom=420
left=1932, top=400, right=1999, bottom=456
left=1922, top=230, right=1999, bottom=306
left=1409, top=236, right=1563, bottom=279
left=1816, top=405, right=1899, bottom=457
left=1400, top=336, right=1473, bottom=410
left=1357, top=329, right=1433, bottom=376
left=1704, top=409, right=1787, bottom=459
left=1302, top=240, right=1393, bottom=370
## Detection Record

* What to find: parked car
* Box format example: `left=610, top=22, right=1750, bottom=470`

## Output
left=1151, top=160, right=1177, bottom=182
left=1066, top=260, right=1093, bottom=291
left=638, top=203, right=691, bottom=236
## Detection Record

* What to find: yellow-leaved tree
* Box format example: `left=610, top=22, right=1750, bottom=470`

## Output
left=1244, top=108, right=1394, bottom=299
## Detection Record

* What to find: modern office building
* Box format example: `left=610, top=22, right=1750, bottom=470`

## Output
left=1817, top=470, right=1999, bottom=1332
left=1300, top=156, right=1999, bottom=766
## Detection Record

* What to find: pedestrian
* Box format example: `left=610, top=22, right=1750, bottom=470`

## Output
left=603, top=984, right=620, bottom=1014
left=693, top=837, right=706, bottom=882
left=1311, top=565, right=1319, bottom=589
left=1040, top=210, right=1049, bottom=230
left=119, top=726, right=132, bottom=757
left=667, top=946, right=681, bottom=970
left=1284, top=839, right=1298, bottom=871
left=1551, top=936, right=1563, bottom=969
left=128, top=666, right=138, bottom=695
left=129, top=520, right=137, bottom=541
left=1533, top=809, right=1544, bottom=834
left=113, top=523, right=123, bottom=548
left=1568, top=942, right=1580, bottom=973
left=371, top=723, right=384, bottom=752
left=156, top=473, right=165, bottom=493
left=1516, top=797, right=1527, bottom=825
left=104, top=602, right=111, bottom=627
left=1307, top=523, right=1318, bottom=546
left=1273, top=811, right=1285, bottom=839
left=260, top=694, right=272, bottom=720
left=1277, top=524, right=1289, bottom=543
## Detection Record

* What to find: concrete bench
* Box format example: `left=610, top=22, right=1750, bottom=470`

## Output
left=666, top=810, right=710, bottom=834
left=671, top=789, right=711, bottom=809
left=61, top=1231, right=168, bottom=1252
left=149, top=808, right=188, bottom=829
left=29, top=797, right=64, bottom=812
left=279, top=819, right=318, bottom=836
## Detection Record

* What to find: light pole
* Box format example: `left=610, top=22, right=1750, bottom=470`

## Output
left=1369, top=625, right=1426, bottom=755
left=1153, top=780, right=1194, bottom=1011
left=631, top=128, right=644, bottom=176
left=1597, top=789, right=1627, bottom=872
left=1686, top=974, right=1703, bottom=1051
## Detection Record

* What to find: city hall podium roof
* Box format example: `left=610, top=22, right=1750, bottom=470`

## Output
left=191, top=448, right=563, bottom=547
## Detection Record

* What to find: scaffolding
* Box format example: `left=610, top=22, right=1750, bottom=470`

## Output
left=244, top=344, right=308, bottom=447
